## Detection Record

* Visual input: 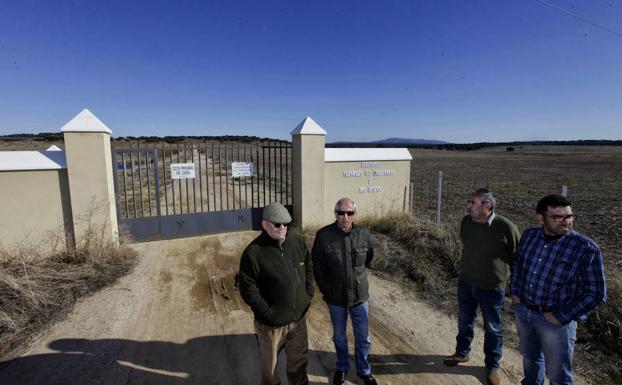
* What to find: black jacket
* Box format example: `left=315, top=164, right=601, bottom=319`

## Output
left=238, top=231, right=314, bottom=327
left=311, top=223, right=374, bottom=307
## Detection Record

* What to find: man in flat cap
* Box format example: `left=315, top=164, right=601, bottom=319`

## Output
left=239, top=202, right=314, bottom=385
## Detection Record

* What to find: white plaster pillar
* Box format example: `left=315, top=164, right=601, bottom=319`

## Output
left=61, top=109, right=119, bottom=246
left=291, top=116, right=326, bottom=228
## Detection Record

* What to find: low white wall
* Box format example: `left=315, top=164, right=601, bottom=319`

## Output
left=0, top=169, right=73, bottom=253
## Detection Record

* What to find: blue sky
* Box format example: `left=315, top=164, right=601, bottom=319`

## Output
left=1, top=0, right=621, bottom=143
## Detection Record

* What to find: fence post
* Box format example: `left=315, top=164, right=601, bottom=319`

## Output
left=561, top=184, right=568, bottom=197
left=403, top=185, right=407, bottom=211
left=409, top=182, right=414, bottom=212
left=436, top=170, right=443, bottom=225
left=291, top=116, right=326, bottom=228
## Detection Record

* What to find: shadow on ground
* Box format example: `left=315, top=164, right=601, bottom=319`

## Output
left=0, top=335, right=488, bottom=385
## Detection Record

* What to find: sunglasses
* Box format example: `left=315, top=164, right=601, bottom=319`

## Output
left=270, top=222, right=288, bottom=228
left=336, top=210, right=356, bottom=216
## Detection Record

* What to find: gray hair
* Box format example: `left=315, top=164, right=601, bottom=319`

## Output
left=334, top=197, right=357, bottom=213
left=471, top=188, right=496, bottom=209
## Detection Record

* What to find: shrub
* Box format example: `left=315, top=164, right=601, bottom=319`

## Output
left=359, top=212, right=461, bottom=302
left=579, top=276, right=622, bottom=357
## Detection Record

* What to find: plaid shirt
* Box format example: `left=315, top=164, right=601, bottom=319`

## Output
left=510, top=227, right=607, bottom=324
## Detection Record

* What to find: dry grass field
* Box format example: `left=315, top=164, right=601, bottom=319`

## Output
left=409, top=145, right=622, bottom=275
left=408, top=145, right=622, bottom=382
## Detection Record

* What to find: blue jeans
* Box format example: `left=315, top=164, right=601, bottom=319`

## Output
left=514, top=303, right=577, bottom=385
left=328, top=301, right=371, bottom=376
left=455, top=279, right=505, bottom=369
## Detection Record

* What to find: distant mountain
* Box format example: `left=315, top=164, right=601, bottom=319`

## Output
left=371, top=137, right=450, bottom=145
left=330, top=137, right=450, bottom=146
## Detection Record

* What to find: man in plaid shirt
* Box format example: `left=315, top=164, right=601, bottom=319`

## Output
left=510, top=194, right=607, bottom=385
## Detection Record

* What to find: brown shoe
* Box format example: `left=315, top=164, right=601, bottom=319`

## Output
left=443, top=353, right=469, bottom=366
left=486, top=368, right=500, bottom=385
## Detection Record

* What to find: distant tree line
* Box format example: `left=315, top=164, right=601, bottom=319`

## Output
left=2, top=133, right=619, bottom=149
left=111, top=135, right=285, bottom=144
left=326, top=139, right=622, bottom=150
left=0, top=133, right=289, bottom=145
left=0, top=132, right=63, bottom=141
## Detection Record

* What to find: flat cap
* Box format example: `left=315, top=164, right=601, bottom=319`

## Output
left=263, top=202, right=292, bottom=224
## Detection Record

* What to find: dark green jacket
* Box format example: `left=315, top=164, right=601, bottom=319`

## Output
left=238, top=231, right=314, bottom=327
left=311, top=223, right=374, bottom=307
left=460, top=213, right=520, bottom=290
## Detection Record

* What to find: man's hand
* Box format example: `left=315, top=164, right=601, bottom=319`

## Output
left=544, top=312, right=561, bottom=325
left=511, top=295, right=521, bottom=305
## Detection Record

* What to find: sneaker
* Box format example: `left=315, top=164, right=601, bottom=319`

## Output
left=357, top=373, right=378, bottom=385
left=443, top=353, right=470, bottom=366
left=333, top=370, right=347, bottom=385
left=486, top=368, right=501, bottom=385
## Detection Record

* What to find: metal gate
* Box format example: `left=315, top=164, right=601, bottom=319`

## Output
left=112, top=141, right=292, bottom=241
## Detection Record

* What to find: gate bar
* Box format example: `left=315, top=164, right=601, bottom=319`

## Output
left=206, top=143, right=211, bottom=212
left=198, top=145, right=203, bottom=212
left=170, top=146, right=176, bottom=215
left=184, top=145, right=190, bottom=214
left=191, top=145, right=197, bottom=213
left=153, top=146, right=162, bottom=233
left=211, top=143, right=217, bottom=211
left=162, top=145, right=169, bottom=215
left=228, top=145, right=232, bottom=210
left=137, top=150, right=144, bottom=217
left=238, top=144, right=242, bottom=209
left=121, top=152, right=129, bottom=217
left=112, top=150, right=123, bottom=225
left=244, top=145, right=249, bottom=209
left=130, top=152, right=137, bottom=218
left=231, top=145, right=235, bottom=210
left=279, top=145, right=283, bottom=203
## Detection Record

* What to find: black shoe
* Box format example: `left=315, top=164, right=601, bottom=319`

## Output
left=333, top=370, right=347, bottom=385
left=357, top=373, right=378, bottom=385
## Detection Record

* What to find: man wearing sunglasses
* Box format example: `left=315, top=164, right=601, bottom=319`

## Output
left=239, top=202, right=314, bottom=385
left=312, top=197, right=377, bottom=385
left=510, top=194, right=607, bottom=385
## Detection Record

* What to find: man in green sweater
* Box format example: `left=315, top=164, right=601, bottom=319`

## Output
left=444, top=188, right=520, bottom=385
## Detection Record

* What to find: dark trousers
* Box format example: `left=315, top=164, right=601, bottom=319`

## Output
left=455, top=279, right=505, bottom=369
left=254, top=317, right=309, bottom=385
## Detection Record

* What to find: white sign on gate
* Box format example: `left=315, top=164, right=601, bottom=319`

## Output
left=170, top=163, right=195, bottom=179
left=232, top=162, right=253, bottom=177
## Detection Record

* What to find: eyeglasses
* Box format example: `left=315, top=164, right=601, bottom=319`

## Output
left=336, top=210, right=356, bottom=216
left=270, top=222, right=288, bottom=228
left=546, top=214, right=576, bottom=222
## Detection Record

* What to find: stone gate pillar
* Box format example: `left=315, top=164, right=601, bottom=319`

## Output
left=291, top=116, right=326, bottom=228
left=61, top=109, right=119, bottom=246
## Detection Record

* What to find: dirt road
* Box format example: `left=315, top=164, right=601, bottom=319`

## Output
left=0, top=232, right=581, bottom=385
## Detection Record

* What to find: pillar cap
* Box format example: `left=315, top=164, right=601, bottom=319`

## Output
left=290, top=116, right=327, bottom=136
left=61, top=108, right=112, bottom=134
